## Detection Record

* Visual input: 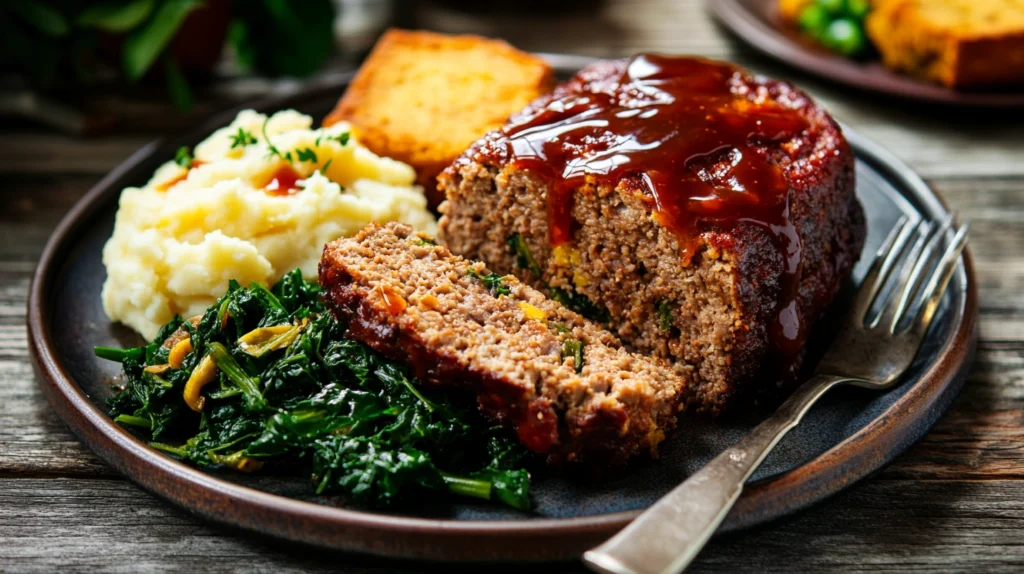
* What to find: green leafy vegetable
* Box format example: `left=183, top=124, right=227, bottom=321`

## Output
left=229, top=0, right=335, bottom=78
left=798, top=0, right=872, bottom=58
left=294, top=147, right=318, bottom=163
left=261, top=117, right=293, bottom=162
left=97, top=271, right=534, bottom=509
left=163, top=57, right=193, bottom=112
left=561, top=338, right=584, bottom=374
left=122, top=0, right=201, bottom=81
left=505, top=233, right=610, bottom=322
left=174, top=146, right=193, bottom=168
left=229, top=127, right=258, bottom=149
left=10, top=0, right=69, bottom=37
left=507, top=233, right=542, bottom=277
left=657, top=299, right=674, bottom=332
left=78, top=0, right=155, bottom=33
left=466, top=269, right=511, bottom=297
left=550, top=287, right=610, bottom=323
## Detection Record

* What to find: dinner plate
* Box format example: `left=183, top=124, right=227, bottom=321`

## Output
left=710, top=0, right=1024, bottom=108
left=27, top=55, right=978, bottom=562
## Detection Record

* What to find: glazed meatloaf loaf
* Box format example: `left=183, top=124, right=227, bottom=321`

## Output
left=438, top=55, right=866, bottom=414
left=320, top=222, right=692, bottom=465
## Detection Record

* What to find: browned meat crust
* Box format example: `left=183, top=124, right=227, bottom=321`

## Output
left=438, top=57, right=866, bottom=414
left=319, top=222, right=691, bottom=466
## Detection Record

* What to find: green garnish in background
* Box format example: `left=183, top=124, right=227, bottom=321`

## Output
left=797, top=0, right=872, bottom=57
left=0, top=0, right=336, bottom=110
left=96, top=270, right=533, bottom=510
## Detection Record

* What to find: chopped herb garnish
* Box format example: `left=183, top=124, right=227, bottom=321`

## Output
left=507, top=233, right=542, bottom=277
left=295, top=147, right=319, bottom=163
left=561, top=338, right=584, bottom=373
left=97, top=269, right=533, bottom=510
left=414, top=237, right=437, bottom=246
left=321, top=158, right=333, bottom=173
left=261, top=117, right=293, bottom=162
left=657, top=299, right=675, bottom=331
left=467, top=269, right=511, bottom=297
left=229, top=127, right=258, bottom=149
left=550, top=287, right=610, bottom=323
left=174, top=146, right=193, bottom=168
left=332, top=132, right=351, bottom=146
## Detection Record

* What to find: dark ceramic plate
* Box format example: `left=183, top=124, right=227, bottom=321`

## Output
left=28, top=55, right=978, bottom=562
left=710, top=0, right=1024, bottom=108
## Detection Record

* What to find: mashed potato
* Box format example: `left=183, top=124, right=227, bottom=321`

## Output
left=102, top=109, right=437, bottom=340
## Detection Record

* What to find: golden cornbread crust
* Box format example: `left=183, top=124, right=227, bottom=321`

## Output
left=322, top=29, right=555, bottom=200
left=866, top=0, right=1024, bottom=88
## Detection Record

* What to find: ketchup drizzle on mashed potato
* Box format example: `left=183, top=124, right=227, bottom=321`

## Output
left=262, top=165, right=304, bottom=196
left=101, top=109, right=437, bottom=340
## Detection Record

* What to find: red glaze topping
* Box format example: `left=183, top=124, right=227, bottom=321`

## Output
left=475, top=54, right=815, bottom=363
left=262, top=165, right=304, bottom=196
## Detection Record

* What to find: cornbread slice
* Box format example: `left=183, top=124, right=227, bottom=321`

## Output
left=322, top=29, right=555, bottom=203
left=866, top=0, right=1024, bottom=88
left=319, top=222, right=692, bottom=466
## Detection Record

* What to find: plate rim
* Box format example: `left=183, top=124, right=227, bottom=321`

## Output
left=709, top=0, right=1024, bottom=108
left=26, top=57, right=979, bottom=561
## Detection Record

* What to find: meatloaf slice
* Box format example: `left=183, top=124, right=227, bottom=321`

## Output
left=438, top=55, right=866, bottom=414
left=319, top=222, right=691, bottom=466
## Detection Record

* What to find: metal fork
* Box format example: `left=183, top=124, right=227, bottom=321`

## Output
left=583, top=214, right=970, bottom=574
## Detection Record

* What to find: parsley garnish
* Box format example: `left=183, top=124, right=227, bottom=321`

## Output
left=332, top=132, right=351, bottom=146
left=174, top=146, right=193, bottom=168
left=321, top=158, right=333, bottom=173
left=229, top=127, right=258, bottom=149
left=466, top=269, right=510, bottom=297
left=295, top=147, right=318, bottom=163
left=261, top=117, right=293, bottom=162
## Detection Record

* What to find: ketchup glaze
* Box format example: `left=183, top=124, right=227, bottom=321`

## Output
left=474, top=54, right=818, bottom=362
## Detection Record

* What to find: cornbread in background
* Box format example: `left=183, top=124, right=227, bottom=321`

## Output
left=866, top=0, right=1024, bottom=88
left=323, top=29, right=555, bottom=206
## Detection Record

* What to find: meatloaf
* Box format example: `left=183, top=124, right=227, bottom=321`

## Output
left=320, top=222, right=692, bottom=465
left=438, top=55, right=866, bottom=414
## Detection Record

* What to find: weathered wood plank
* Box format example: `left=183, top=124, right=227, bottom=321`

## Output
left=3, top=477, right=1024, bottom=573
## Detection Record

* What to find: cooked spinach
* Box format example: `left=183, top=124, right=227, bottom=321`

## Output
left=507, top=233, right=543, bottom=277
left=505, top=233, right=610, bottom=322
left=657, top=299, right=675, bottom=331
left=98, top=268, right=532, bottom=510
left=550, top=287, right=611, bottom=324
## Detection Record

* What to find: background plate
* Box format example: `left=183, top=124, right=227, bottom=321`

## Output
left=27, top=56, right=978, bottom=561
left=709, top=0, right=1024, bottom=109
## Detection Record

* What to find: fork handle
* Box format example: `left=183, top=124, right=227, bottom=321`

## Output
left=583, top=373, right=858, bottom=574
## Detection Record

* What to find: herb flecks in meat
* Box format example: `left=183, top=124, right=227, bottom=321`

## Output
left=466, top=269, right=511, bottom=297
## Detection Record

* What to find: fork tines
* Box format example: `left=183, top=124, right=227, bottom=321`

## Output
left=858, top=214, right=969, bottom=335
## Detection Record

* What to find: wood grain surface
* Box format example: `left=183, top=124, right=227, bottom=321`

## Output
left=2, top=1, right=1024, bottom=572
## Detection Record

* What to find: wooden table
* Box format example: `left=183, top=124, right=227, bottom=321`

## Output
left=3, top=1, right=1024, bottom=571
